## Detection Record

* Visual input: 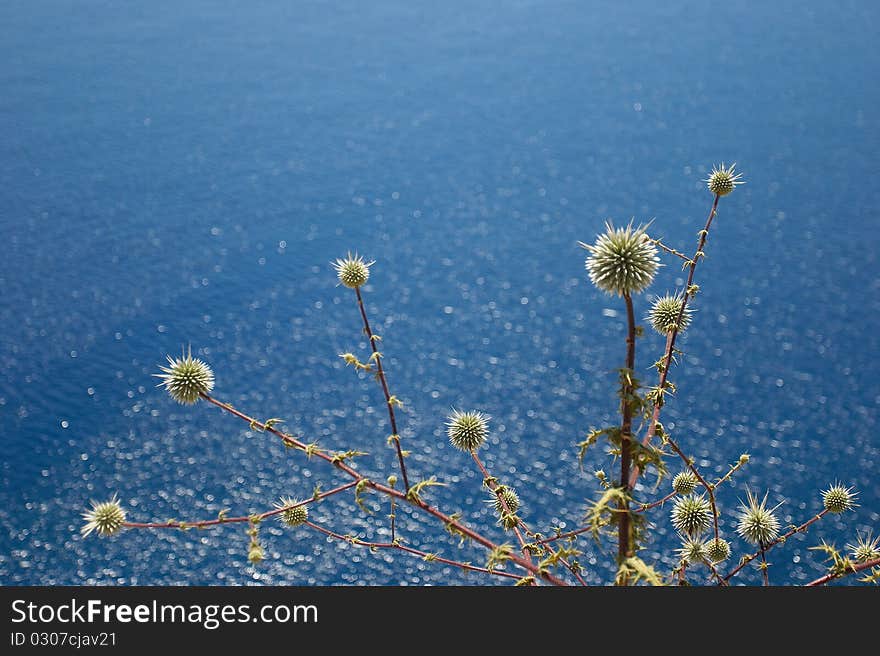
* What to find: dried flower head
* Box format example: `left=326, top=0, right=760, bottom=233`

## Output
left=275, top=497, right=309, bottom=527
left=822, top=483, right=858, bottom=514
left=648, top=293, right=692, bottom=335
left=705, top=537, right=731, bottom=563
left=579, top=221, right=659, bottom=296
left=847, top=532, right=880, bottom=564
left=671, top=494, right=713, bottom=537
left=154, top=347, right=215, bottom=404
left=678, top=537, right=707, bottom=564
left=705, top=162, right=745, bottom=197
left=672, top=471, right=699, bottom=496
left=333, top=252, right=373, bottom=289
left=81, top=494, right=126, bottom=538
left=446, top=409, right=490, bottom=452
left=736, top=490, right=782, bottom=546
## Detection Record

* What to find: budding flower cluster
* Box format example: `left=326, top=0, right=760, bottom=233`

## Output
left=275, top=497, right=309, bottom=527
left=671, top=494, right=712, bottom=537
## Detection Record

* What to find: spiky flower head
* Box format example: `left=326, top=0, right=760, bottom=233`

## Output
left=678, top=537, right=707, bottom=565
left=705, top=162, right=745, bottom=197
left=672, top=470, right=699, bottom=496
left=736, top=490, right=782, bottom=546
left=275, top=497, right=308, bottom=527
left=671, top=494, right=713, bottom=537
left=333, top=252, right=373, bottom=289
left=81, top=494, right=126, bottom=538
left=847, top=532, right=880, bottom=564
left=647, top=293, right=692, bottom=335
left=154, top=347, right=214, bottom=404
left=705, top=537, right=731, bottom=563
left=579, top=221, right=659, bottom=297
left=446, top=409, right=490, bottom=452
left=822, top=483, right=858, bottom=514
left=489, top=486, right=520, bottom=515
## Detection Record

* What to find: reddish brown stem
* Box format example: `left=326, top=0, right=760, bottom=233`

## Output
left=355, top=286, right=410, bottom=492
left=723, top=510, right=828, bottom=583
left=199, top=393, right=567, bottom=585
left=122, top=481, right=359, bottom=529
left=805, top=556, right=880, bottom=587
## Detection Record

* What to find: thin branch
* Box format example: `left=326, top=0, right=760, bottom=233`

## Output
left=304, top=520, right=523, bottom=581
left=355, top=286, right=410, bottom=492
left=122, top=481, right=359, bottom=529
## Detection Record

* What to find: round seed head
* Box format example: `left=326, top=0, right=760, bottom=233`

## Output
left=446, top=409, right=490, bottom=452
left=736, top=490, right=781, bottom=546
left=705, top=162, right=745, bottom=196
left=81, top=494, right=126, bottom=538
left=491, top=486, right=520, bottom=515
left=154, top=347, right=215, bottom=404
left=671, top=494, right=713, bottom=538
left=580, top=221, right=659, bottom=296
left=672, top=471, right=699, bottom=496
left=677, top=537, right=707, bottom=564
left=333, top=252, right=373, bottom=289
left=275, top=497, right=308, bottom=527
left=705, top=537, right=731, bottom=563
left=648, top=293, right=692, bottom=335
left=822, top=483, right=858, bottom=514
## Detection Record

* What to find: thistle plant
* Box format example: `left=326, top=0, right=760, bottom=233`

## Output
left=80, top=162, right=876, bottom=587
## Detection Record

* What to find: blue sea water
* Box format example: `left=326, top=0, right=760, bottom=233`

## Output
left=1, top=0, right=878, bottom=586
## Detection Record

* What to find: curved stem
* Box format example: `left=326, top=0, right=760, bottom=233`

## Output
left=629, top=193, right=720, bottom=488
left=198, top=392, right=567, bottom=585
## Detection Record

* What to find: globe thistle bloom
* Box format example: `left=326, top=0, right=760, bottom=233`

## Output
left=705, top=537, right=731, bottom=563
left=677, top=537, right=707, bottom=565
left=489, top=486, right=520, bottom=515
left=446, top=409, right=490, bottom=452
left=275, top=497, right=309, bottom=527
left=81, top=494, right=126, bottom=538
left=647, top=293, right=692, bottom=335
left=672, top=470, right=699, bottom=496
left=822, top=483, right=858, bottom=514
left=154, top=347, right=215, bottom=404
left=847, top=532, right=880, bottom=564
left=736, top=490, right=782, bottom=546
left=705, top=162, right=745, bottom=197
left=579, top=221, right=659, bottom=297
left=671, top=494, right=713, bottom=537
left=333, top=252, right=373, bottom=289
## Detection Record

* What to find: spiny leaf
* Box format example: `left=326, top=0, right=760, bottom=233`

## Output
left=618, top=556, right=665, bottom=586
left=406, top=476, right=446, bottom=503
left=354, top=479, right=373, bottom=514
left=331, top=449, right=370, bottom=465
left=486, top=544, right=514, bottom=571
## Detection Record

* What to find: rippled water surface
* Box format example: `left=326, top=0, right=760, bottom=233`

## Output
left=2, top=0, right=878, bottom=585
